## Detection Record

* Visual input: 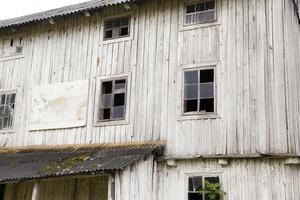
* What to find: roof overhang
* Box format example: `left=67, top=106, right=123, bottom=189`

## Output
left=0, top=141, right=164, bottom=183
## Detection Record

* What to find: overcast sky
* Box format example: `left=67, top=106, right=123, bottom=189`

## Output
left=0, top=0, right=89, bottom=20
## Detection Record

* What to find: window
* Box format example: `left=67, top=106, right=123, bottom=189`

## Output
left=0, top=184, right=4, bottom=200
left=0, top=92, right=16, bottom=130
left=104, top=17, right=130, bottom=40
left=188, top=176, right=220, bottom=200
left=185, top=0, right=216, bottom=25
left=1, top=36, right=23, bottom=58
left=184, top=68, right=214, bottom=114
left=99, top=78, right=127, bottom=121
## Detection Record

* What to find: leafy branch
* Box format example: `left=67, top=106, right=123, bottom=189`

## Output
left=199, top=180, right=227, bottom=200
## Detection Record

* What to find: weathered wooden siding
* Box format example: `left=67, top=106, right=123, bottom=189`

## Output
left=0, top=0, right=299, bottom=157
left=156, top=159, right=300, bottom=200
left=4, top=176, right=108, bottom=200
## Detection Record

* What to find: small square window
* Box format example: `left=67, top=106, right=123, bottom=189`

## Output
left=0, top=92, right=16, bottom=130
left=104, top=17, right=130, bottom=40
left=185, top=0, right=216, bottom=25
left=188, top=175, right=221, bottom=200
left=183, top=68, right=215, bottom=114
left=99, top=78, right=127, bottom=121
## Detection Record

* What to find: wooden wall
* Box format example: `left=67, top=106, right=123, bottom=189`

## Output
left=0, top=0, right=299, bottom=157
left=156, top=159, right=300, bottom=200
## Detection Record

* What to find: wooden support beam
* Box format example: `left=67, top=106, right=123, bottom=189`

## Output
left=31, top=181, right=41, bottom=200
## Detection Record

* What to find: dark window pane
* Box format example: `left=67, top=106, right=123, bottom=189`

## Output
left=185, top=84, right=198, bottom=99
left=105, top=21, right=113, bottom=29
left=100, top=108, right=111, bottom=120
left=0, top=184, right=4, bottom=200
left=114, top=93, right=125, bottom=106
left=102, top=81, right=113, bottom=94
left=196, top=3, right=205, bottom=12
left=6, top=94, right=15, bottom=104
left=120, top=18, right=129, bottom=26
left=187, top=4, right=196, bottom=13
left=120, top=27, right=129, bottom=36
left=200, top=83, right=214, bottom=99
left=112, top=107, right=124, bottom=119
left=200, top=69, right=214, bottom=83
left=105, top=30, right=113, bottom=39
left=205, top=176, right=220, bottom=184
left=0, top=95, right=5, bottom=104
left=189, top=176, right=203, bottom=191
left=184, top=99, right=198, bottom=112
left=113, top=20, right=120, bottom=27
left=188, top=193, right=203, bottom=200
left=206, top=1, right=215, bottom=10
left=199, top=98, right=214, bottom=112
left=185, top=71, right=198, bottom=84
left=102, top=94, right=112, bottom=108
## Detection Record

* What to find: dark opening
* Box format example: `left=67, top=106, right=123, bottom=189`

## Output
left=10, top=39, right=14, bottom=47
left=199, top=98, right=214, bottom=112
left=0, top=184, right=5, bottom=200
left=185, top=99, right=198, bottom=112
left=102, top=81, right=113, bottom=94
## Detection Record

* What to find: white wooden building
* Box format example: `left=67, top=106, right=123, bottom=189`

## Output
left=0, top=0, right=299, bottom=199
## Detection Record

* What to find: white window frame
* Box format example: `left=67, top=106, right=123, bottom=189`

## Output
left=94, top=73, right=131, bottom=127
left=0, top=34, right=25, bottom=62
left=0, top=88, right=18, bottom=133
left=179, top=0, right=219, bottom=32
left=185, top=171, right=223, bottom=200
left=178, top=63, right=219, bottom=121
left=100, top=13, right=134, bottom=45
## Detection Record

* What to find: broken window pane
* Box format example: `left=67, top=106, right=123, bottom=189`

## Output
left=200, top=69, right=214, bottom=83
left=199, top=98, right=214, bottom=112
left=100, top=108, right=111, bottom=120
left=102, top=81, right=113, bottom=94
left=114, top=93, right=125, bottom=107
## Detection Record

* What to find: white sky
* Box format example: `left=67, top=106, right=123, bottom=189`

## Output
left=0, top=0, right=89, bottom=20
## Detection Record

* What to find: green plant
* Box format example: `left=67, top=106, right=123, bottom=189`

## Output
left=199, top=180, right=227, bottom=200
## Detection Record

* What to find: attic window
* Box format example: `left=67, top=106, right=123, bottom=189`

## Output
left=184, top=68, right=215, bottom=114
left=104, top=17, right=130, bottom=40
left=0, top=91, right=16, bottom=131
left=99, top=78, right=127, bottom=121
left=185, top=0, right=216, bottom=25
left=188, top=176, right=220, bottom=200
left=0, top=36, right=23, bottom=59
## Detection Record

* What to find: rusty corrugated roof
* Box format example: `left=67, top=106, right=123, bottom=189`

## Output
left=0, top=141, right=164, bottom=183
left=0, top=0, right=136, bottom=29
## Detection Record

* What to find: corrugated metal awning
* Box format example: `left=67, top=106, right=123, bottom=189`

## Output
left=0, top=141, right=164, bottom=183
left=0, top=0, right=136, bottom=29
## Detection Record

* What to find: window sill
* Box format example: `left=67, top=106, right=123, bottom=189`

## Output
left=180, top=21, right=220, bottom=32
left=178, top=113, right=220, bottom=121
left=0, top=54, right=24, bottom=62
left=0, top=129, right=15, bottom=134
left=94, top=120, right=128, bottom=127
left=100, top=36, right=133, bottom=45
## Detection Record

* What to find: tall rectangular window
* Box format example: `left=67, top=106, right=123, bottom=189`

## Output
left=0, top=184, right=5, bottom=200
left=185, top=0, right=216, bottom=25
left=184, top=68, right=215, bottom=114
left=188, top=176, right=220, bottom=200
left=99, top=78, right=127, bottom=121
left=104, top=17, right=130, bottom=40
left=0, top=92, right=16, bottom=130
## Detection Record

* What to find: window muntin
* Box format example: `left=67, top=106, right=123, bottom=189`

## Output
left=99, top=79, right=127, bottom=121
left=188, top=176, right=220, bottom=200
left=0, top=92, right=16, bottom=130
left=184, top=68, right=214, bottom=114
left=104, top=17, right=130, bottom=40
left=185, top=0, right=216, bottom=25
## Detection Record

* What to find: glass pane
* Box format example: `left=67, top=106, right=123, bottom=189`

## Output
left=0, top=106, right=4, bottom=116
left=188, top=193, right=203, bottom=200
left=120, top=27, right=129, bottom=36
left=112, top=29, right=120, bottom=38
left=204, top=176, right=220, bottom=184
left=120, top=18, right=129, bottom=26
left=200, top=83, right=214, bottom=98
left=204, top=10, right=215, bottom=21
left=6, top=94, right=15, bottom=104
left=112, top=107, right=124, bottom=119
left=196, top=3, right=205, bottom=12
left=185, top=71, right=198, bottom=84
left=114, top=93, right=125, bottom=106
left=184, top=99, right=198, bottom=112
left=115, top=79, right=126, bottom=93
left=189, top=176, right=203, bottom=191
left=206, top=1, right=215, bottom=10
left=199, top=98, right=214, bottom=112
left=102, top=94, right=112, bottom=108
left=100, top=108, right=111, bottom=120
left=186, top=4, right=196, bottom=13
left=186, top=15, right=192, bottom=24
left=102, top=81, right=113, bottom=94
left=0, top=95, right=5, bottom=104
left=200, top=69, right=214, bottom=83
left=105, top=30, right=113, bottom=39
left=197, top=13, right=205, bottom=23
left=105, top=21, right=113, bottom=29
left=185, top=84, right=198, bottom=99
